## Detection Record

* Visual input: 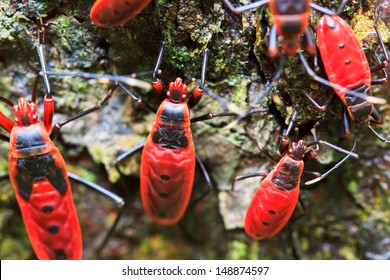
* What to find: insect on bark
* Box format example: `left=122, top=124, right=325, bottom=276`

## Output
left=0, top=19, right=125, bottom=259
left=232, top=112, right=358, bottom=240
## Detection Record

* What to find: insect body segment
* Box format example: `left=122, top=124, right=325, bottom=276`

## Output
left=0, top=93, right=83, bottom=260
left=269, top=0, right=311, bottom=57
left=141, top=84, right=196, bottom=225
left=0, top=20, right=127, bottom=259
left=223, top=0, right=332, bottom=57
left=244, top=142, right=305, bottom=240
left=90, top=0, right=152, bottom=28
left=233, top=112, right=358, bottom=240
left=317, top=15, right=374, bottom=123
left=298, top=10, right=389, bottom=145
left=115, top=42, right=244, bottom=226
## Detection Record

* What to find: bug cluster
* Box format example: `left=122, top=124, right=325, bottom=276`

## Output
left=0, top=0, right=389, bottom=260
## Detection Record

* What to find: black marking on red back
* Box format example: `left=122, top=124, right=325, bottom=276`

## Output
left=15, top=128, right=47, bottom=154
left=272, top=158, right=301, bottom=191
left=15, top=153, right=67, bottom=200
left=152, top=126, right=188, bottom=149
left=159, top=103, right=186, bottom=125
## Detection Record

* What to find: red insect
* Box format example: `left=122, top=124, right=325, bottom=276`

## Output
left=115, top=42, right=240, bottom=225
left=0, top=22, right=124, bottom=259
left=223, top=0, right=334, bottom=57
left=298, top=10, right=389, bottom=183
left=222, top=1, right=371, bottom=115
left=90, top=0, right=152, bottom=28
left=232, top=112, right=358, bottom=240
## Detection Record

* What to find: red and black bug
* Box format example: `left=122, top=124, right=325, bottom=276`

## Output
left=0, top=21, right=125, bottom=259
left=90, top=0, right=152, bottom=28
left=222, top=0, right=381, bottom=118
left=223, top=0, right=335, bottom=57
left=297, top=9, right=389, bottom=184
left=232, top=112, right=358, bottom=240
left=115, top=42, right=243, bottom=225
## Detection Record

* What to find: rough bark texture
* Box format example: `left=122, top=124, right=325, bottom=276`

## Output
left=0, top=0, right=389, bottom=260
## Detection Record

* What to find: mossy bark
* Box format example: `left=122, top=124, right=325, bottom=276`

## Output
left=0, top=0, right=389, bottom=260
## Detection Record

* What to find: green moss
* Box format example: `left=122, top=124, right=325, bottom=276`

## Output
left=228, top=239, right=248, bottom=260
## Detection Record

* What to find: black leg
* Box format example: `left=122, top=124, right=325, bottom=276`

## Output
left=0, top=133, right=9, bottom=142
left=243, top=125, right=278, bottom=164
left=309, top=2, right=336, bottom=16
left=289, top=196, right=307, bottom=224
left=0, top=173, right=9, bottom=182
left=342, top=108, right=351, bottom=138
left=371, top=106, right=384, bottom=124
left=116, top=143, right=145, bottom=166
left=118, top=83, right=157, bottom=113
left=287, top=196, right=307, bottom=260
left=115, top=143, right=145, bottom=198
left=195, top=153, right=212, bottom=190
left=188, top=48, right=209, bottom=109
left=186, top=153, right=213, bottom=210
left=293, top=88, right=336, bottom=112
left=368, top=107, right=390, bottom=143
left=67, top=172, right=125, bottom=257
left=268, top=25, right=279, bottom=57
left=50, top=84, right=119, bottom=140
left=222, top=0, right=270, bottom=14
left=369, top=12, right=389, bottom=81
left=305, top=129, right=358, bottom=185
left=299, top=52, right=385, bottom=104
left=191, top=112, right=241, bottom=123
left=231, top=173, right=268, bottom=191
left=368, top=123, right=390, bottom=143
left=304, top=27, right=315, bottom=55
left=370, top=51, right=388, bottom=85
left=250, top=55, right=284, bottom=111
left=196, top=83, right=246, bottom=117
